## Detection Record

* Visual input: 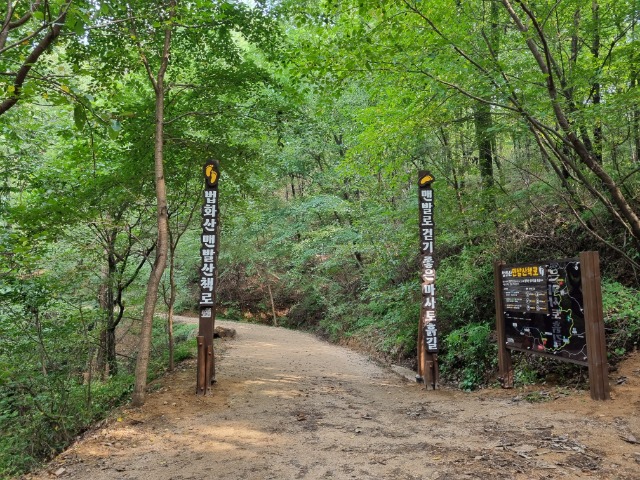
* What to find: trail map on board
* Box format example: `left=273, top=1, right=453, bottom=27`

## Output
left=501, top=260, right=587, bottom=364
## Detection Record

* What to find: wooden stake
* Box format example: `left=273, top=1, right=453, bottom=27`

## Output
left=580, top=251, right=610, bottom=401
left=207, top=345, right=214, bottom=389
left=494, top=260, right=514, bottom=388
left=423, top=353, right=438, bottom=390
left=196, top=336, right=206, bottom=395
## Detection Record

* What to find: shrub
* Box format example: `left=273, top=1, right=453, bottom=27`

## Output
left=602, top=281, right=640, bottom=361
left=0, top=317, right=197, bottom=478
left=440, top=323, right=497, bottom=390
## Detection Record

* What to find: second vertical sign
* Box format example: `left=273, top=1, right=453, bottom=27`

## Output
left=418, top=171, right=439, bottom=389
left=197, top=160, right=220, bottom=395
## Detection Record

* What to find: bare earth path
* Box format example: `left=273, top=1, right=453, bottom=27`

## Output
left=30, top=319, right=640, bottom=480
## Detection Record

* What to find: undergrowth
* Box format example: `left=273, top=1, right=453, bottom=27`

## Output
left=0, top=318, right=197, bottom=478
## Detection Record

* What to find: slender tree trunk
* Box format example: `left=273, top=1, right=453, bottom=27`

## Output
left=84, top=347, right=93, bottom=407
left=96, top=260, right=109, bottom=377
left=33, top=309, right=48, bottom=377
left=440, top=127, right=469, bottom=239
left=131, top=84, right=169, bottom=405
left=167, top=235, right=176, bottom=372
left=105, top=327, right=116, bottom=376
left=633, top=77, right=640, bottom=163
left=474, top=1, right=499, bottom=199
left=631, top=20, right=640, bottom=163
left=131, top=4, right=174, bottom=406
left=96, top=330, right=107, bottom=378
left=167, top=302, right=175, bottom=371
left=474, top=102, right=494, bottom=192
left=267, top=281, right=277, bottom=327
left=106, top=248, right=118, bottom=376
left=591, top=1, right=602, bottom=164
left=474, top=102, right=496, bottom=217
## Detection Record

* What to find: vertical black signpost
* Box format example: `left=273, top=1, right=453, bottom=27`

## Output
left=494, top=252, right=609, bottom=400
left=418, top=171, right=438, bottom=389
left=197, top=160, right=220, bottom=395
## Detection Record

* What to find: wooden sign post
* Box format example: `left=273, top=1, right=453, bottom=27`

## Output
left=417, top=171, right=438, bottom=389
left=579, top=251, right=610, bottom=401
left=493, top=260, right=514, bottom=388
left=196, top=160, right=220, bottom=395
left=494, top=252, right=609, bottom=400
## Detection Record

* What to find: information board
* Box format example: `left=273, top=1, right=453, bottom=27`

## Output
left=501, top=259, right=587, bottom=364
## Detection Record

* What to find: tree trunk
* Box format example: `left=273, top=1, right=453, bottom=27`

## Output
left=96, top=260, right=109, bottom=378
left=440, top=127, right=469, bottom=239
left=106, top=326, right=116, bottom=376
left=474, top=102, right=495, bottom=193
left=633, top=80, right=640, bottom=163
left=167, top=237, right=176, bottom=372
left=475, top=1, right=499, bottom=198
left=105, top=247, right=118, bottom=376
left=591, top=1, right=602, bottom=164
left=631, top=19, right=639, bottom=163
left=131, top=6, right=174, bottom=406
left=267, top=281, right=277, bottom=327
left=131, top=83, right=169, bottom=405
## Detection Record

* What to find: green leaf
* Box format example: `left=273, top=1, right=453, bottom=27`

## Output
left=108, top=120, right=121, bottom=139
left=73, top=104, right=86, bottom=130
left=74, top=21, right=85, bottom=36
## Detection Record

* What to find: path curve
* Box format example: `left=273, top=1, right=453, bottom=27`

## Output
left=29, top=319, right=640, bottom=479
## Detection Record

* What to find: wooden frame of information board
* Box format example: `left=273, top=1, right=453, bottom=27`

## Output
left=417, top=171, right=438, bottom=390
left=196, top=160, right=220, bottom=395
left=494, top=251, right=609, bottom=400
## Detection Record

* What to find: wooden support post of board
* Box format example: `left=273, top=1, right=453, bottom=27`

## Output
left=423, top=353, right=438, bottom=390
left=580, top=251, right=610, bottom=401
left=416, top=318, right=425, bottom=382
left=210, top=319, right=216, bottom=384
left=206, top=344, right=214, bottom=387
left=494, top=260, right=514, bottom=388
left=196, top=336, right=207, bottom=395
left=199, top=307, right=215, bottom=391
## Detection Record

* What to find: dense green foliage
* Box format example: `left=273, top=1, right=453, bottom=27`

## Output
left=217, top=0, right=640, bottom=388
left=0, top=304, right=197, bottom=477
left=1, top=0, right=640, bottom=475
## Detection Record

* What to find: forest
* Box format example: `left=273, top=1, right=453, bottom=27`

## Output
left=1, top=0, right=639, bottom=476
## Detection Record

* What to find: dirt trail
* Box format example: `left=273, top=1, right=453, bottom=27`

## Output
left=29, top=318, right=640, bottom=480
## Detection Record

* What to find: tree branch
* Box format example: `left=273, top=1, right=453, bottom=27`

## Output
left=0, top=0, right=72, bottom=115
